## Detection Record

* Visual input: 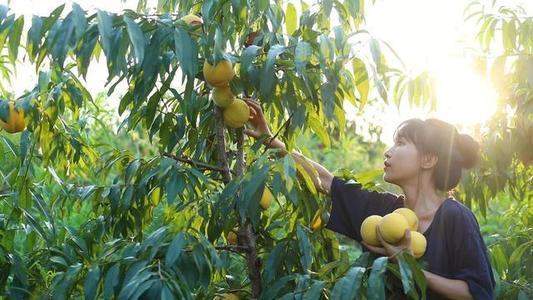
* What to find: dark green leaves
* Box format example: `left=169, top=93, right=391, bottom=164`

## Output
left=8, top=16, right=23, bottom=64
left=296, top=225, right=313, bottom=273
left=84, top=266, right=101, bottom=300
left=260, top=44, right=286, bottom=100
left=165, top=233, right=187, bottom=267
left=96, top=10, right=113, bottom=59
left=174, top=28, right=198, bottom=80
left=27, top=16, right=43, bottom=61
left=50, top=14, right=74, bottom=67
left=0, top=99, right=9, bottom=122
left=367, top=256, right=388, bottom=300
left=71, top=3, right=87, bottom=40
left=124, top=16, right=145, bottom=64
left=331, top=266, right=365, bottom=299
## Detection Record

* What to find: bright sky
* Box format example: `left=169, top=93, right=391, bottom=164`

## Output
left=1, top=0, right=531, bottom=147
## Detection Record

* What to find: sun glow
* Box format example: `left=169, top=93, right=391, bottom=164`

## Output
left=433, top=59, right=499, bottom=129
left=362, top=0, right=513, bottom=145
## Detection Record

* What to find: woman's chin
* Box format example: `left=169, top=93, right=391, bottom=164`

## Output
left=383, top=172, right=395, bottom=184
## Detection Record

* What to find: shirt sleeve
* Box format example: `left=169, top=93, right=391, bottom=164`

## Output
left=325, top=176, right=403, bottom=242
left=447, top=205, right=495, bottom=300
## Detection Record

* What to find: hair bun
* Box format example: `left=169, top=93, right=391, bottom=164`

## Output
left=457, top=133, right=480, bottom=169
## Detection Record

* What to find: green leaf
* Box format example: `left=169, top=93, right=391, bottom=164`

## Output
left=0, top=5, right=8, bottom=21
left=19, top=130, right=31, bottom=164
left=96, top=10, right=113, bottom=58
left=124, top=16, right=145, bottom=63
left=369, top=38, right=382, bottom=72
left=404, top=254, right=427, bottom=299
left=397, top=253, right=414, bottom=295
left=84, top=266, right=101, bottom=300
left=260, top=45, right=285, bottom=100
left=165, top=170, right=184, bottom=204
left=367, top=256, right=388, bottom=300
left=21, top=208, right=49, bottom=243
left=294, top=41, right=311, bottom=76
left=174, top=28, right=198, bottom=79
left=8, top=16, right=24, bottom=64
left=259, top=275, right=296, bottom=300
left=296, top=225, right=313, bottom=273
left=331, top=266, right=365, bottom=299
left=166, top=233, right=186, bottom=267
left=294, top=153, right=318, bottom=195
left=118, top=270, right=154, bottom=300
left=71, top=3, right=87, bottom=40
left=352, top=58, right=369, bottom=110
left=323, top=0, right=333, bottom=17
left=240, top=45, right=261, bottom=89
left=264, top=241, right=286, bottom=283
left=118, top=91, right=133, bottom=115
left=213, top=26, right=225, bottom=62
left=27, top=16, right=43, bottom=60
left=160, top=285, right=174, bottom=300
left=509, top=240, right=532, bottom=265
left=75, top=27, right=98, bottom=79
left=51, top=15, right=74, bottom=67
left=346, top=0, right=361, bottom=17
left=125, top=159, right=141, bottom=183
left=285, top=3, right=297, bottom=35
left=307, top=111, right=331, bottom=149
left=129, top=278, right=157, bottom=300
left=0, top=99, right=9, bottom=122
left=304, top=280, right=325, bottom=300
left=104, top=264, right=120, bottom=299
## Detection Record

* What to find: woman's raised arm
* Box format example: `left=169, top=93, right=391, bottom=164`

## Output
left=243, top=98, right=334, bottom=194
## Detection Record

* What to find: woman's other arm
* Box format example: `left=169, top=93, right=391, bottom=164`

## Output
left=243, top=98, right=334, bottom=195
left=423, top=270, right=473, bottom=300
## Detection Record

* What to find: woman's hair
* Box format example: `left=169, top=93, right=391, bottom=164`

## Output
left=393, top=118, right=481, bottom=191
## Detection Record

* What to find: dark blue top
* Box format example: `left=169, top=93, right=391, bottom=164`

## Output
left=325, top=176, right=495, bottom=300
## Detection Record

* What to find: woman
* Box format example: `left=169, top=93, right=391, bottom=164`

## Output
left=243, top=98, right=495, bottom=299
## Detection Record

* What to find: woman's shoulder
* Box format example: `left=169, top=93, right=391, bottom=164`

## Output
left=439, top=198, right=480, bottom=229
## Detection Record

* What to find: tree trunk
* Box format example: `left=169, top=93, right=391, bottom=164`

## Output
left=213, top=106, right=262, bottom=297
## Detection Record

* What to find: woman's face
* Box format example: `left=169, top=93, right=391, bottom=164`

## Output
left=383, top=136, right=421, bottom=186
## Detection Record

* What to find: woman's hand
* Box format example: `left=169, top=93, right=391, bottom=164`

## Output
left=243, top=98, right=272, bottom=139
left=362, top=227, right=413, bottom=261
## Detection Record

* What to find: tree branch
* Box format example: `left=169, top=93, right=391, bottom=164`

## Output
left=162, top=152, right=225, bottom=173
left=214, top=245, right=249, bottom=253
left=235, top=128, right=263, bottom=298
left=214, top=106, right=232, bottom=183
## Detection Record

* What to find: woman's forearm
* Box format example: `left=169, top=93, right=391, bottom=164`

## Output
left=423, top=270, right=473, bottom=300
left=264, top=137, right=333, bottom=195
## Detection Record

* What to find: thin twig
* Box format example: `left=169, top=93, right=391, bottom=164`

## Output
left=214, top=245, right=249, bottom=252
left=213, top=106, right=232, bottom=183
left=162, top=152, right=225, bottom=173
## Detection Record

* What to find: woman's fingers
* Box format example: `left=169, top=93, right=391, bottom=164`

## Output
left=376, top=226, right=387, bottom=245
left=243, top=128, right=259, bottom=138
left=362, top=242, right=388, bottom=255
left=249, top=106, right=257, bottom=118
left=402, top=229, right=412, bottom=250
left=244, top=98, right=263, bottom=113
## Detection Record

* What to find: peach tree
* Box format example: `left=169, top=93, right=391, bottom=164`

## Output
left=0, top=0, right=436, bottom=298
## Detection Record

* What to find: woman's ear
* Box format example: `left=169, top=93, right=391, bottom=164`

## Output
left=420, top=153, right=438, bottom=170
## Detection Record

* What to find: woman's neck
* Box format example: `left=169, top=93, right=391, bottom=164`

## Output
left=401, top=185, right=449, bottom=217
